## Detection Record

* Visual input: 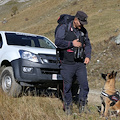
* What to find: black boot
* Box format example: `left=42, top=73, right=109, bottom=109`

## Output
left=79, top=101, right=85, bottom=113
left=79, top=100, right=89, bottom=113
left=65, top=103, right=72, bottom=115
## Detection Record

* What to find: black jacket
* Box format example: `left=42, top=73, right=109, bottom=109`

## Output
left=55, top=21, right=92, bottom=64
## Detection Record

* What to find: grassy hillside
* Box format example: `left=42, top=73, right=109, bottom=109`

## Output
left=0, top=0, right=120, bottom=42
left=0, top=0, right=120, bottom=119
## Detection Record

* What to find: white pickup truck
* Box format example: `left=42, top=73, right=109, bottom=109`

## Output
left=0, top=31, right=63, bottom=97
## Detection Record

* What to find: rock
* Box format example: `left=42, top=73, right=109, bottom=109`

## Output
left=97, top=60, right=100, bottom=63
left=114, top=34, right=120, bottom=45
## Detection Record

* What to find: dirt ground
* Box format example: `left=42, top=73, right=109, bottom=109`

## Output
left=88, top=89, right=101, bottom=105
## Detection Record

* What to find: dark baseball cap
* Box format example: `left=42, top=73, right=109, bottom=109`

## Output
left=75, top=11, right=88, bottom=25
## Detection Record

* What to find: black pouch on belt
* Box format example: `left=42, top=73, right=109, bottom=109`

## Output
left=74, top=32, right=85, bottom=62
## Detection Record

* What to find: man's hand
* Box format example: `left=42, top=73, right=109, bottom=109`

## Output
left=84, top=57, right=90, bottom=64
left=72, top=39, right=81, bottom=47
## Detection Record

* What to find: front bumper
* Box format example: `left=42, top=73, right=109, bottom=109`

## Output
left=11, top=58, right=62, bottom=86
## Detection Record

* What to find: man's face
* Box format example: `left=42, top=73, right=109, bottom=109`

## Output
left=73, top=17, right=83, bottom=29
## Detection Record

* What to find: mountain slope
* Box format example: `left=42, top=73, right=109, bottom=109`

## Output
left=0, top=0, right=120, bottom=42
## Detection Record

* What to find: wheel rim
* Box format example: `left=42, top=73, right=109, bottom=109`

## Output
left=2, top=75, right=12, bottom=93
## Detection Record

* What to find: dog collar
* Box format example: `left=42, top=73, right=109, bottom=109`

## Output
left=101, top=91, right=109, bottom=97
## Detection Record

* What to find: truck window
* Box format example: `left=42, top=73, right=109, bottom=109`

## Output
left=37, top=37, right=55, bottom=49
left=5, top=33, right=56, bottom=49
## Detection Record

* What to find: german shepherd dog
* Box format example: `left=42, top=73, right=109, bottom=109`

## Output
left=100, top=71, right=120, bottom=117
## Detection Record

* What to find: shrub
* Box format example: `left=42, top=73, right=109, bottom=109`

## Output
left=11, top=6, right=18, bottom=15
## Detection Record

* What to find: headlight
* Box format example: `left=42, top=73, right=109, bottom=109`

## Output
left=19, top=50, right=38, bottom=62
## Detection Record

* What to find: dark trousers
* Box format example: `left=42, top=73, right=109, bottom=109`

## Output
left=60, top=62, right=89, bottom=106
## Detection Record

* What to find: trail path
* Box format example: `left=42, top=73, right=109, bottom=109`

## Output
left=0, top=0, right=11, bottom=5
left=88, top=89, right=101, bottom=105
left=0, top=0, right=29, bottom=5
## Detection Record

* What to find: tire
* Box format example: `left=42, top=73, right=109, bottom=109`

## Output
left=0, top=67, right=22, bottom=97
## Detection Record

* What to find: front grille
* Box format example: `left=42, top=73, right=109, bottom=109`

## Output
left=38, top=54, right=57, bottom=64
left=41, top=68, right=60, bottom=74
left=48, top=60, right=56, bottom=63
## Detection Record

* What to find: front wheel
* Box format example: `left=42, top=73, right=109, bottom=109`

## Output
left=0, top=67, right=22, bottom=97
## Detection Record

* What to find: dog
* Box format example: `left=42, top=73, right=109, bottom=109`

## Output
left=100, top=71, right=120, bottom=118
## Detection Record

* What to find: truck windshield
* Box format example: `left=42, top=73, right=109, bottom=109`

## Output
left=5, top=33, right=56, bottom=49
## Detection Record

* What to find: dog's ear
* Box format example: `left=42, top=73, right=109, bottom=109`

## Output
left=101, top=73, right=107, bottom=80
left=114, top=71, right=117, bottom=77
left=108, top=71, right=114, bottom=79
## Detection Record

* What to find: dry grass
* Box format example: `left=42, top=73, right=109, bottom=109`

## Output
left=0, top=91, right=64, bottom=120
left=88, top=38, right=120, bottom=89
left=0, top=90, right=119, bottom=120
left=0, top=0, right=120, bottom=119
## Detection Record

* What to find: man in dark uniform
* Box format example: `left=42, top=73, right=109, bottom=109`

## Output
left=55, top=11, right=92, bottom=115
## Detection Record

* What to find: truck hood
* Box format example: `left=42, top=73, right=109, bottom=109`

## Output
left=7, top=45, right=56, bottom=55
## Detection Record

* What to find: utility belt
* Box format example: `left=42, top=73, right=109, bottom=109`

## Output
left=56, top=47, right=85, bottom=64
